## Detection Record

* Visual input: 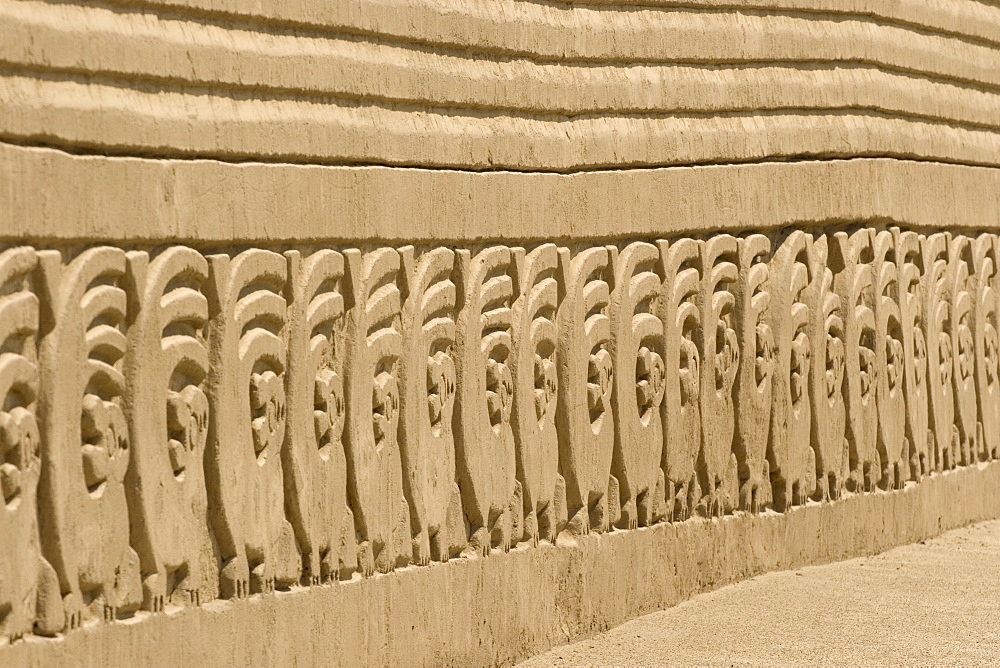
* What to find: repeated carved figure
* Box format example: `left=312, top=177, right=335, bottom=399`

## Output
left=609, top=242, right=666, bottom=529
left=871, top=230, right=907, bottom=489
left=696, top=236, right=740, bottom=516
left=205, top=249, right=298, bottom=598
left=0, top=248, right=61, bottom=640
left=398, top=246, right=464, bottom=563
left=894, top=229, right=930, bottom=479
left=556, top=246, right=615, bottom=535
left=732, top=235, right=774, bottom=512
left=343, top=248, right=410, bottom=574
left=833, top=230, right=879, bottom=492
left=971, top=234, right=1000, bottom=461
left=124, top=248, right=213, bottom=611
left=283, top=250, right=354, bottom=583
left=922, top=233, right=955, bottom=472
left=806, top=235, right=847, bottom=501
left=657, top=239, right=701, bottom=520
left=949, top=236, right=978, bottom=467
left=454, top=247, right=520, bottom=554
left=767, top=231, right=816, bottom=508
left=510, top=245, right=564, bottom=544
left=2, top=225, right=1000, bottom=647
left=37, top=247, right=141, bottom=627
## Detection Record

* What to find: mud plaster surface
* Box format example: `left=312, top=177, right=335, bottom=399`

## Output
left=4, top=463, right=1000, bottom=667
left=522, top=518, right=1000, bottom=667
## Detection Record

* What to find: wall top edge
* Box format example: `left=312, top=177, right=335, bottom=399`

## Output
left=3, top=143, right=999, bottom=244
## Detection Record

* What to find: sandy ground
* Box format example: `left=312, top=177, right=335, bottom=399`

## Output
left=520, top=520, right=1000, bottom=667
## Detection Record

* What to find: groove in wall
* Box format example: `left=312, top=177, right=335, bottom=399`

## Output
left=86, top=0, right=1000, bottom=55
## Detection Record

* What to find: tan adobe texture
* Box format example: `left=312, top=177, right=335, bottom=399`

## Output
left=1, top=0, right=1000, bottom=665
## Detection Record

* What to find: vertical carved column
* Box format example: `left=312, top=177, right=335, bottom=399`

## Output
left=510, top=244, right=563, bottom=545
left=949, top=235, right=977, bottom=467
left=205, top=250, right=298, bottom=597
left=609, top=242, right=666, bottom=529
left=455, top=246, right=519, bottom=554
left=697, top=236, right=740, bottom=516
left=125, top=248, right=212, bottom=611
left=922, top=233, right=955, bottom=472
left=733, top=235, right=773, bottom=512
left=658, top=239, right=701, bottom=520
left=872, top=230, right=907, bottom=489
left=37, top=248, right=140, bottom=626
left=398, top=246, right=463, bottom=564
left=0, top=248, right=61, bottom=640
left=894, top=229, right=930, bottom=479
left=556, top=246, right=614, bottom=535
left=833, top=230, right=878, bottom=492
left=767, top=231, right=815, bottom=508
left=343, top=248, right=409, bottom=574
left=971, top=234, right=1000, bottom=461
left=807, top=235, right=846, bottom=501
left=284, top=249, right=353, bottom=583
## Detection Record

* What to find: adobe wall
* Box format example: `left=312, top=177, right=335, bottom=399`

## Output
left=1, top=0, right=1000, bottom=665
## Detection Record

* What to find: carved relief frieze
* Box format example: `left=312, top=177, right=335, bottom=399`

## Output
left=398, top=246, right=464, bottom=563
left=696, top=236, right=740, bottom=516
left=609, top=242, right=666, bottom=528
left=204, top=249, right=298, bottom=597
left=767, top=231, right=816, bottom=509
left=283, top=249, right=353, bottom=583
left=949, top=235, right=978, bottom=467
left=834, top=230, right=880, bottom=492
left=343, top=248, right=409, bottom=574
left=893, top=229, right=930, bottom=480
left=454, top=247, right=519, bottom=554
left=658, top=238, right=701, bottom=521
left=971, top=234, right=1000, bottom=461
left=807, top=235, right=846, bottom=501
left=872, top=230, right=907, bottom=489
left=125, top=247, right=213, bottom=609
left=556, top=246, right=615, bottom=535
left=0, top=248, right=61, bottom=639
left=1, top=224, right=998, bottom=644
left=732, top=235, right=774, bottom=513
left=922, top=233, right=956, bottom=473
left=510, top=244, right=564, bottom=545
left=37, top=247, right=141, bottom=626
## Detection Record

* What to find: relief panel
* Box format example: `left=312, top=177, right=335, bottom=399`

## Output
left=398, top=246, right=464, bottom=563
left=283, top=250, right=354, bottom=582
left=871, top=230, right=907, bottom=489
left=204, top=249, right=298, bottom=597
left=833, top=230, right=879, bottom=492
left=732, top=235, right=774, bottom=512
left=556, top=246, right=615, bottom=535
left=894, top=229, right=930, bottom=479
left=971, top=234, right=1000, bottom=461
left=609, top=242, right=666, bottom=528
left=807, top=235, right=846, bottom=501
left=343, top=248, right=409, bottom=574
left=37, top=247, right=141, bottom=626
left=697, top=235, right=740, bottom=516
left=922, top=233, right=955, bottom=472
left=510, top=245, right=564, bottom=544
left=0, top=248, right=61, bottom=640
left=657, top=238, right=701, bottom=520
left=124, top=247, right=213, bottom=610
left=454, top=247, right=519, bottom=554
left=949, top=235, right=977, bottom=467
left=767, top=231, right=816, bottom=508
